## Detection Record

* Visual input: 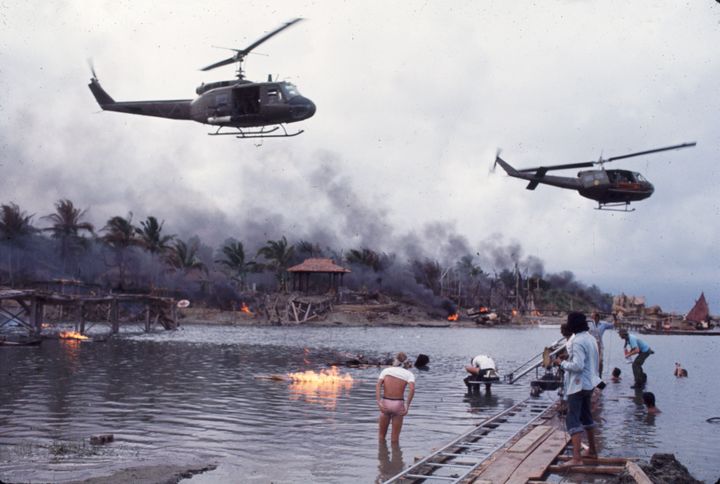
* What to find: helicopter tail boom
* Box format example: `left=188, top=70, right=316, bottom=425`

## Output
left=88, top=78, right=115, bottom=106
left=88, top=77, right=192, bottom=120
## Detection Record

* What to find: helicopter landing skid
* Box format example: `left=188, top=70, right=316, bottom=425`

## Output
left=208, top=125, right=304, bottom=139
left=596, top=202, right=635, bottom=212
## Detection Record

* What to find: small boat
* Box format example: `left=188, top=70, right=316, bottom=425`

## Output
left=0, top=336, right=43, bottom=346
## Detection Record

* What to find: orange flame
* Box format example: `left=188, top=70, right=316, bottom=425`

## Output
left=479, top=306, right=489, bottom=313
left=59, top=331, right=89, bottom=340
left=286, top=366, right=354, bottom=410
left=512, top=309, right=518, bottom=317
left=531, top=310, right=542, bottom=316
left=240, top=302, right=253, bottom=315
left=447, top=313, right=459, bottom=321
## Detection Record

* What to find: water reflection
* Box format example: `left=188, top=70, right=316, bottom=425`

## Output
left=1, top=326, right=718, bottom=483
left=376, top=440, right=405, bottom=483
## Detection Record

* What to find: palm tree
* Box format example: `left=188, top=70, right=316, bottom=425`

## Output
left=101, top=214, right=139, bottom=287
left=215, top=240, right=257, bottom=289
left=257, top=236, right=295, bottom=291
left=42, top=199, right=94, bottom=274
left=296, top=240, right=324, bottom=258
left=0, top=203, right=35, bottom=241
left=135, top=216, right=174, bottom=288
left=136, top=216, right=174, bottom=255
left=166, top=239, right=206, bottom=273
left=0, top=203, right=36, bottom=285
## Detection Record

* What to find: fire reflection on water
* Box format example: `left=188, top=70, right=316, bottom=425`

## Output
left=287, top=367, right=354, bottom=410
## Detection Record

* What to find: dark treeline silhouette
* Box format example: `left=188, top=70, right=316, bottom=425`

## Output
left=0, top=200, right=611, bottom=313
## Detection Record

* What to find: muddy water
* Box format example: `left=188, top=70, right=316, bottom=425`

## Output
left=0, top=326, right=717, bottom=483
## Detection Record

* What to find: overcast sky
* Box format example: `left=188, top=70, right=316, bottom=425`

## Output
left=1, top=1, right=718, bottom=312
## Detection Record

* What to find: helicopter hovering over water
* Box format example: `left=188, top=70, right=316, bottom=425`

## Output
left=493, top=142, right=696, bottom=211
left=88, top=18, right=316, bottom=139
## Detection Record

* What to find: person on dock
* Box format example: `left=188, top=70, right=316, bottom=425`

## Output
left=610, top=367, right=622, bottom=382
left=588, top=311, right=614, bottom=377
left=554, top=312, right=601, bottom=467
left=642, top=391, right=661, bottom=415
left=464, top=354, right=499, bottom=393
left=376, top=352, right=415, bottom=443
left=618, top=329, right=653, bottom=389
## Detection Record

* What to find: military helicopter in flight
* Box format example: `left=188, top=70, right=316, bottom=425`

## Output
left=88, top=18, right=316, bottom=139
left=493, top=142, right=696, bottom=211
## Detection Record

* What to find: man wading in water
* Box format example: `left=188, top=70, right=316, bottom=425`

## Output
left=376, top=352, right=416, bottom=443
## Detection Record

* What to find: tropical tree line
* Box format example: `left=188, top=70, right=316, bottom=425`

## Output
left=0, top=200, right=611, bottom=312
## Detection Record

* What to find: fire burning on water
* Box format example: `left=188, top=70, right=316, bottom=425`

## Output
left=240, top=302, right=253, bottom=315
left=287, top=366, right=354, bottom=384
left=447, top=313, right=459, bottom=321
left=286, top=367, right=354, bottom=410
left=59, top=331, right=89, bottom=340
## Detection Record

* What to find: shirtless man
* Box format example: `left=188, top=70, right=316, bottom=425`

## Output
left=376, top=352, right=416, bottom=443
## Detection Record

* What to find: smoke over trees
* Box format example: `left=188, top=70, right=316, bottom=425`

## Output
left=0, top=199, right=611, bottom=313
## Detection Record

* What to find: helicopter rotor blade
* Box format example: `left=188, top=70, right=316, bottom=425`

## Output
left=516, top=161, right=595, bottom=173
left=201, top=56, right=238, bottom=72
left=200, top=17, right=303, bottom=72
left=87, top=58, right=97, bottom=79
left=606, top=142, right=697, bottom=162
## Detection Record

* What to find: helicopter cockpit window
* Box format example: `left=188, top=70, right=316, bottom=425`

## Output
left=215, top=93, right=229, bottom=106
left=635, top=173, right=647, bottom=182
left=281, top=83, right=300, bottom=99
left=266, top=88, right=282, bottom=104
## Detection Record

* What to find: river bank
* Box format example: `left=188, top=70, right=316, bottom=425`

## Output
left=176, top=305, right=566, bottom=328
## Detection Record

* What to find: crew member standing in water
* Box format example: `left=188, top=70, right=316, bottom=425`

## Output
left=376, top=352, right=415, bottom=443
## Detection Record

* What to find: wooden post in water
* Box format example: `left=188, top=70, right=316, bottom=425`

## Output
left=110, top=298, right=119, bottom=334
left=30, top=296, right=43, bottom=335
left=145, top=304, right=151, bottom=332
left=79, top=301, right=86, bottom=334
left=171, top=303, right=177, bottom=329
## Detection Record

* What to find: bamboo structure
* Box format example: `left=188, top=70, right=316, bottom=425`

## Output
left=0, top=289, right=177, bottom=335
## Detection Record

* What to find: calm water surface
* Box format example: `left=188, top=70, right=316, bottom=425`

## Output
left=1, top=325, right=718, bottom=483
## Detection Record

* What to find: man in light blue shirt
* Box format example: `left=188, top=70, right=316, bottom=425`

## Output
left=619, top=329, right=653, bottom=389
left=554, top=312, right=601, bottom=466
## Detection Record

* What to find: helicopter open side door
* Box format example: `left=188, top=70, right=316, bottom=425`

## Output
left=578, top=170, right=610, bottom=188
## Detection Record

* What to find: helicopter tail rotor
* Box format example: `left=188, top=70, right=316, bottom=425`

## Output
left=491, top=148, right=502, bottom=173
left=87, top=58, right=98, bottom=80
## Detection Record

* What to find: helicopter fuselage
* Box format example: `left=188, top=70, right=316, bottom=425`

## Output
left=88, top=77, right=315, bottom=129
left=577, top=169, right=654, bottom=204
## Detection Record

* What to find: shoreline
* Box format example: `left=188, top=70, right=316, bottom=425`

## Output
left=175, top=306, right=568, bottom=329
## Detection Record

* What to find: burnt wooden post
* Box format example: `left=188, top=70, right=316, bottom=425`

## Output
left=30, top=296, right=43, bottom=335
left=79, top=301, right=86, bottom=334
left=170, top=302, right=178, bottom=329
left=110, top=298, right=119, bottom=334
left=145, top=304, right=151, bottom=332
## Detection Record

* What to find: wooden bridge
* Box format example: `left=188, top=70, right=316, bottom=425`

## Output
left=0, top=289, right=178, bottom=335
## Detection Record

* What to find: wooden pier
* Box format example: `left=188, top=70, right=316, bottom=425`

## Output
left=0, top=289, right=178, bottom=335
left=385, top=397, right=651, bottom=484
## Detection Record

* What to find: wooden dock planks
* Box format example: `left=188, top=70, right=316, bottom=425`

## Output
left=470, top=426, right=566, bottom=483
left=505, top=429, right=568, bottom=484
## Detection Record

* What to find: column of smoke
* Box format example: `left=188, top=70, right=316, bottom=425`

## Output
left=0, top=161, right=609, bottom=311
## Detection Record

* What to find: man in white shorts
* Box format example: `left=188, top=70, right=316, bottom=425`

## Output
left=464, top=354, right=499, bottom=393
left=376, top=352, right=416, bottom=443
